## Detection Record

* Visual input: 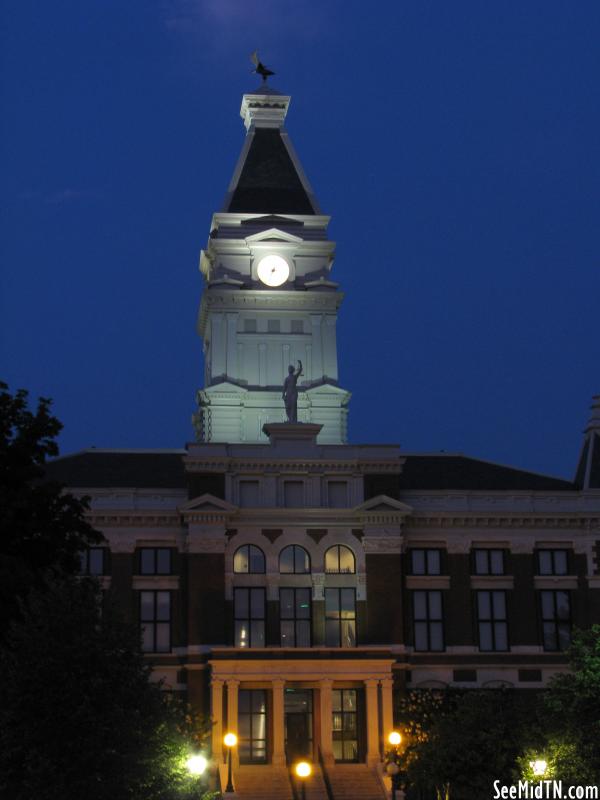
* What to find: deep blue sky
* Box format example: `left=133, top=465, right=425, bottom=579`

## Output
left=1, top=1, right=599, bottom=479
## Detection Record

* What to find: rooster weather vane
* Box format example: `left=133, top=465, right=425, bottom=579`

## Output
left=250, top=51, right=275, bottom=83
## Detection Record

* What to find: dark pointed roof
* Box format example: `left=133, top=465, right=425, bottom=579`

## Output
left=574, top=395, right=600, bottom=489
left=226, top=128, right=315, bottom=215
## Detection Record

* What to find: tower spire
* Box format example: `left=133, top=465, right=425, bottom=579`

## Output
left=575, top=395, right=600, bottom=489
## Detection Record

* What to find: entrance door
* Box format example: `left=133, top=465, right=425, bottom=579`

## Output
left=286, top=713, right=309, bottom=762
left=284, top=689, right=313, bottom=762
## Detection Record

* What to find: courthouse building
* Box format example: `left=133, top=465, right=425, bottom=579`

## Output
left=47, top=84, right=600, bottom=798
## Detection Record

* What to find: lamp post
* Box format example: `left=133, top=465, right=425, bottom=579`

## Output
left=224, top=732, right=237, bottom=793
left=386, top=731, right=403, bottom=800
left=295, top=761, right=312, bottom=800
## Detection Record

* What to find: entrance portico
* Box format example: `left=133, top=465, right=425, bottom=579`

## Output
left=210, top=654, right=395, bottom=768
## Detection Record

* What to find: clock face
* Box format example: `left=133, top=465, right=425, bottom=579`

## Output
left=256, top=254, right=290, bottom=287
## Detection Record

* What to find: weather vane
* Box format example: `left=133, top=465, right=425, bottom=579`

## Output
left=250, top=51, right=275, bottom=83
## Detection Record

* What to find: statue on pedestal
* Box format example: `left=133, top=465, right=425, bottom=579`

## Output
left=282, top=360, right=303, bottom=423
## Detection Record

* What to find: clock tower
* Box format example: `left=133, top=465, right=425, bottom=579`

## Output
left=194, top=86, right=351, bottom=444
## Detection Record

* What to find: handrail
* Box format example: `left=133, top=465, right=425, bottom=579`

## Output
left=318, top=746, right=335, bottom=800
left=288, top=763, right=300, bottom=800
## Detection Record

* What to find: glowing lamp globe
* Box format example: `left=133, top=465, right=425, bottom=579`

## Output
left=295, top=761, right=312, bottom=779
left=186, top=754, right=208, bottom=775
left=530, top=760, right=547, bottom=777
left=388, top=731, right=402, bottom=746
left=224, top=732, right=238, bottom=748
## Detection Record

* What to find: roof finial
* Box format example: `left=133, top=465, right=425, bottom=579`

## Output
left=250, top=51, right=275, bottom=83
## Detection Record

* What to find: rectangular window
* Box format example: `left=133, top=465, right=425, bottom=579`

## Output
left=291, top=319, right=304, bottom=334
left=327, top=481, right=348, bottom=508
left=239, top=480, right=260, bottom=507
left=325, top=588, right=356, bottom=647
left=540, top=590, right=571, bottom=651
left=80, top=547, right=107, bottom=576
left=473, top=549, right=505, bottom=575
left=410, top=549, right=442, bottom=575
left=332, top=689, right=359, bottom=762
left=283, top=481, right=304, bottom=508
left=280, top=588, right=311, bottom=647
left=140, top=590, right=171, bottom=653
left=477, top=590, right=508, bottom=651
left=413, top=590, right=444, bottom=651
left=238, top=689, right=267, bottom=764
left=234, top=587, right=265, bottom=648
left=244, top=319, right=257, bottom=333
left=139, top=547, right=172, bottom=575
left=537, top=549, right=568, bottom=576
left=267, top=319, right=280, bottom=333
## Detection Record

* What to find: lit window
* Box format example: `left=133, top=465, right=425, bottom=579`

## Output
left=279, top=545, right=310, bottom=574
left=477, top=590, right=508, bottom=651
left=413, top=590, right=444, bottom=651
left=233, top=545, right=265, bottom=574
left=239, top=690, right=267, bottom=763
left=234, top=588, right=265, bottom=648
left=540, top=590, right=571, bottom=651
left=473, top=549, right=505, bottom=575
left=325, top=545, right=355, bottom=574
left=325, top=588, right=356, bottom=647
left=537, top=550, right=568, bottom=576
left=139, top=547, right=172, bottom=575
left=140, top=590, right=171, bottom=652
left=80, top=547, right=107, bottom=576
left=280, top=588, right=311, bottom=646
left=410, top=549, right=441, bottom=575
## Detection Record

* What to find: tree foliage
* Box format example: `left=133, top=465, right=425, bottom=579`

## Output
left=399, top=689, right=539, bottom=800
left=539, top=625, right=600, bottom=784
left=0, top=382, right=102, bottom=630
left=0, top=578, right=213, bottom=800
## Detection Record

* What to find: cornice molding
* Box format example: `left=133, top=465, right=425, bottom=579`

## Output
left=408, top=515, right=600, bottom=530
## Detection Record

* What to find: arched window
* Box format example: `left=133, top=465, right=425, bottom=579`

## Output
left=279, top=545, right=310, bottom=574
left=325, top=545, right=355, bottom=574
left=233, top=544, right=265, bottom=574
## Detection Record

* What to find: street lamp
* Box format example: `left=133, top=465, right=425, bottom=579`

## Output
left=224, top=732, right=237, bottom=793
left=386, top=731, right=403, bottom=800
left=186, top=754, right=208, bottom=776
left=530, top=760, right=548, bottom=778
left=295, top=761, right=312, bottom=800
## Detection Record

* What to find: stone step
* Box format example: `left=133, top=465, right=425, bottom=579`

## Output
left=326, top=764, right=386, bottom=800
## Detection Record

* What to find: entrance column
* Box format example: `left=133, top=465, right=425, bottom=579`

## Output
left=364, top=679, right=380, bottom=766
left=211, top=678, right=225, bottom=762
left=226, top=679, right=240, bottom=766
left=272, top=679, right=286, bottom=766
left=380, top=677, right=395, bottom=750
left=319, top=678, right=334, bottom=765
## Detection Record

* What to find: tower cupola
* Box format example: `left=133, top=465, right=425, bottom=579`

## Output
left=193, top=86, right=351, bottom=445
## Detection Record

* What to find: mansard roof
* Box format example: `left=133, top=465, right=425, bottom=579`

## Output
left=45, top=448, right=576, bottom=493
left=397, top=455, right=575, bottom=491
left=44, top=449, right=187, bottom=489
